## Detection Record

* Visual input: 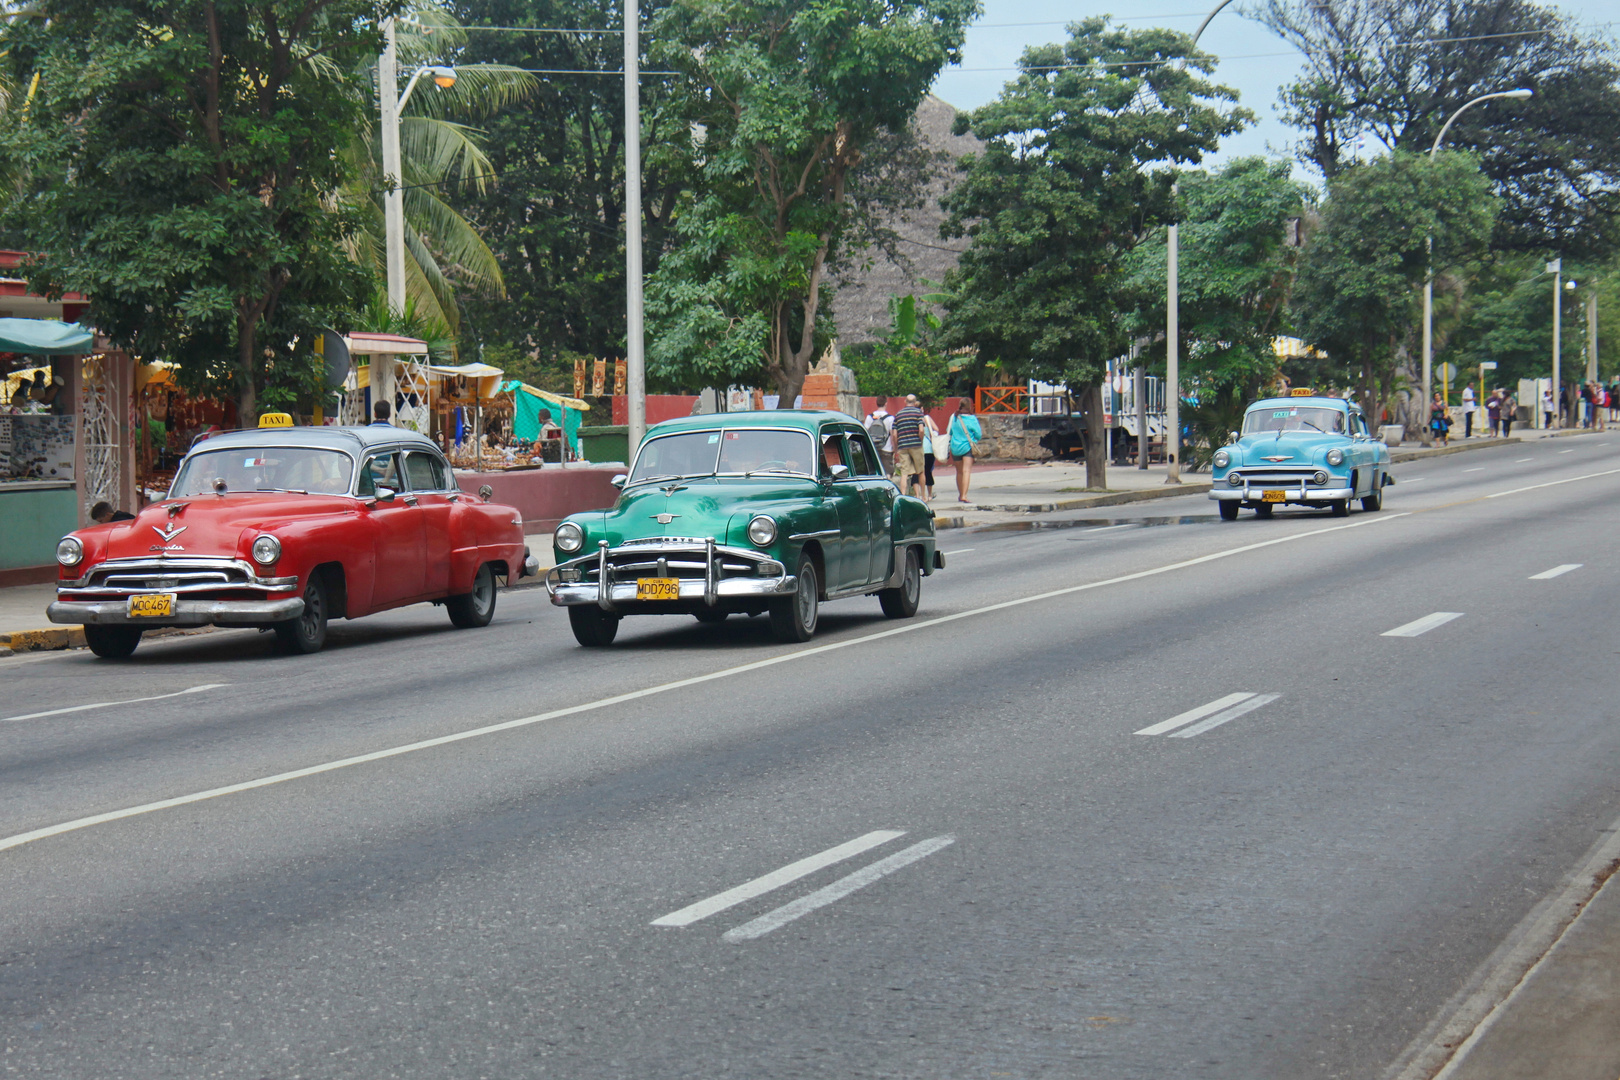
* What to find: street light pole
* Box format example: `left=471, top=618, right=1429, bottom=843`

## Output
left=1550, top=259, right=1562, bottom=424
left=624, top=0, right=646, bottom=453
left=380, top=19, right=405, bottom=317
left=1422, top=88, right=1532, bottom=443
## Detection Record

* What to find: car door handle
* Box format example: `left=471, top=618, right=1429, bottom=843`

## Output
left=402, top=494, right=418, bottom=507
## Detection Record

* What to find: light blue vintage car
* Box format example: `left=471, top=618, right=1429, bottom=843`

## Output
left=1209, top=394, right=1393, bottom=520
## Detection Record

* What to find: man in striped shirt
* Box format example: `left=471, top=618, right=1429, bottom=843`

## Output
left=891, top=394, right=927, bottom=497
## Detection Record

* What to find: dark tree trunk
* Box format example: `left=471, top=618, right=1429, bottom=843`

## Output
left=1082, top=382, right=1108, bottom=490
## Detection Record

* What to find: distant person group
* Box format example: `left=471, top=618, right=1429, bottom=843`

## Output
left=864, top=396, right=982, bottom=504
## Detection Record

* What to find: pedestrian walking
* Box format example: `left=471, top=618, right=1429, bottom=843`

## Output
left=922, top=411, right=942, bottom=501
left=1596, top=384, right=1609, bottom=431
left=891, top=394, right=927, bottom=498
left=1429, top=392, right=1450, bottom=446
left=1500, top=389, right=1518, bottom=437
left=1485, top=388, right=1502, bottom=436
left=948, top=401, right=983, bottom=503
left=1461, top=385, right=1476, bottom=438
left=1542, top=386, right=1556, bottom=429
left=864, top=406, right=892, bottom=475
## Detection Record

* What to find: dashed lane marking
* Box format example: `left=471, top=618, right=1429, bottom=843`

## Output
left=1382, top=612, right=1464, bottom=638
left=1529, top=564, right=1582, bottom=580
left=1084, top=523, right=1137, bottom=533
left=0, top=684, right=228, bottom=724
left=722, top=835, right=956, bottom=942
left=1462, top=467, right=1484, bottom=473
left=1169, top=694, right=1281, bottom=738
left=940, top=548, right=975, bottom=556
left=651, top=830, right=904, bottom=927
left=1488, top=468, right=1620, bottom=499
left=1134, top=692, right=1255, bottom=736
left=1515, top=458, right=1533, bottom=462
left=1559, top=448, right=1576, bottom=454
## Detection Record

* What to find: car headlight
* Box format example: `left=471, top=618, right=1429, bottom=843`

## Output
left=251, top=535, right=281, bottom=566
left=555, top=521, right=584, bottom=554
left=1326, top=448, right=1345, bottom=466
left=1312, top=470, right=1330, bottom=486
left=1228, top=473, right=1244, bottom=487
left=1212, top=449, right=1231, bottom=469
left=747, top=515, right=778, bottom=547
left=56, top=536, right=83, bottom=567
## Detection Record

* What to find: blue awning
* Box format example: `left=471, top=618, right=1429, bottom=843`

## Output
left=0, top=319, right=95, bottom=355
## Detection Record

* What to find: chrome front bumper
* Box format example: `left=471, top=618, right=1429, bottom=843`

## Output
left=1209, top=485, right=1353, bottom=502
left=545, top=538, right=795, bottom=611
left=47, top=597, right=306, bottom=627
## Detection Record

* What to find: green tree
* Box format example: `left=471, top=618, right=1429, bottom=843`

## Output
left=842, top=293, right=952, bottom=402
left=645, top=0, right=977, bottom=403
left=1256, top=0, right=1620, bottom=257
left=941, top=18, right=1249, bottom=488
left=1, top=0, right=393, bottom=422
left=1123, top=157, right=1312, bottom=467
left=1292, top=150, right=1498, bottom=428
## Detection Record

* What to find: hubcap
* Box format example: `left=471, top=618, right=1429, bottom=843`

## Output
left=904, top=553, right=919, bottom=604
left=475, top=568, right=493, bottom=612
left=302, top=585, right=323, bottom=636
left=798, top=568, right=816, bottom=631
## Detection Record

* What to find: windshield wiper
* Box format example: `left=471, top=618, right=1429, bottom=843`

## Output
left=743, top=467, right=798, bottom=478
left=255, top=486, right=308, bottom=494
left=631, top=473, right=687, bottom=486
left=1298, top=420, right=1325, bottom=433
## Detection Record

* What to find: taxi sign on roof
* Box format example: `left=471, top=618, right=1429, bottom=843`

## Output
left=1289, top=387, right=1316, bottom=397
left=257, top=412, right=294, bottom=428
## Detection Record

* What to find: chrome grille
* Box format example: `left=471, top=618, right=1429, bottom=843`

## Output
left=1230, top=467, right=1321, bottom=485
left=61, top=557, right=288, bottom=597
left=583, top=545, right=762, bottom=583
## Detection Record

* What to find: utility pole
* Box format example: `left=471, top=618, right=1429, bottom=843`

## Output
left=1166, top=219, right=1180, bottom=482
left=624, top=0, right=646, bottom=453
left=1549, top=258, right=1562, bottom=427
left=379, top=19, right=405, bottom=317
left=1588, top=287, right=1600, bottom=383
left=1134, top=343, right=1147, bottom=470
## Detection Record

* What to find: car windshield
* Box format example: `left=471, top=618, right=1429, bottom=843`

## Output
left=628, top=428, right=817, bottom=484
left=170, top=446, right=356, bottom=496
left=1243, top=406, right=1346, bottom=435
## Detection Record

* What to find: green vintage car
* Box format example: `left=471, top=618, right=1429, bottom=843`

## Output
left=545, top=410, right=943, bottom=646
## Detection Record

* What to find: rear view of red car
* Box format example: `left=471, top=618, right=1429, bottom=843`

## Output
left=48, top=427, right=536, bottom=657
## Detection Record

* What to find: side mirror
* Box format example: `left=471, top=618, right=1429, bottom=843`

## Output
left=610, top=474, right=627, bottom=490
left=375, top=485, right=397, bottom=502
left=477, top=484, right=494, bottom=501
left=1227, top=431, right=1240, bottom=445
left=828, top=464, right=850, bottom=481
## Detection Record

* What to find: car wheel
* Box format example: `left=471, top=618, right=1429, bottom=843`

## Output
left=769, top=554, right=819, bottom=643
left=273, top=572, right=329, bottom=654
left=1361, top=476, right=1383, bottom=512
left=568, top=605, right=620, bottom=646
left=447, top=562, right=498, bottom=628
left=694, top=610, right=728, bottom=624
left=879, top=546, right=921, bottom=619
left=1218, top=501, right=1239, bottom=521
left=1254, top=501, right=1274, bottom=518
left=83, top=625, right=142, bottom=659
left=1331, top=499, right=1350, bottom=517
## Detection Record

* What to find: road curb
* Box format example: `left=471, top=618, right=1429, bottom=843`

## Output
left=0, top=626, right=86, bottom=653
left=1388, top=437, right=1522, bottom=463
left=935, top=482, right=1215, bottom=522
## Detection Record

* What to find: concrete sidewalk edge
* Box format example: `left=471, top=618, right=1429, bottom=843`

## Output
left=936, top=480, right=1214, bottom=522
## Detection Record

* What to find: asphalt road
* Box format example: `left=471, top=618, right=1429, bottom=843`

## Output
left=2, top=434, right=1619, bottom=1079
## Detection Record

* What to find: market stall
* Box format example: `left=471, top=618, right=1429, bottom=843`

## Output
left=506, top=381, right=589, bottom=460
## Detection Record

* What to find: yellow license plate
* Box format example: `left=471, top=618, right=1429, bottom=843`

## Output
left=635, top=578, right=681, bottom=601
left=127, top=593, right=175, bottom=618
left=1262, top=490, right=1287, bottom=503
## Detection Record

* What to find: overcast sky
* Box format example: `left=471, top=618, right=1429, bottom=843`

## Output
left=931, top=1, right=1617, bottom=179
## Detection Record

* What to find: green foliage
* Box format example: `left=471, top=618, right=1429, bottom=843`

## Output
left=1123, top=157, right=1311, bottom=455
left=1, top=0, right=393, bottom=422
left=941, top=18, right=1251, bottom=393
left=644, top=0, right=978, bottom=402
left=842, top=293, right=951, bottom=402
left=1292, top=150, right=1498, bottom=424
left=1257, top=0, right=1620, bottom=257
left=1443, top=252, right=1620, bottom=388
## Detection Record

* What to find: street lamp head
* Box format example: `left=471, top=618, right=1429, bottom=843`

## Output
left=427, top=65, right=457, bottom=89
left=1504, top=88, right=1533, bottom=99
left=1565, top=279, right=1577, bottom=291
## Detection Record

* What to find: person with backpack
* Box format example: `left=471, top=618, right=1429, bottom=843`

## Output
left=864, top=406, right=892, bottom=475
left=948, top=400, right=983, bottom=503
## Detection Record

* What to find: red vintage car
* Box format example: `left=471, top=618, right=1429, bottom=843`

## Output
left=48, top=426, right=537, bottom=658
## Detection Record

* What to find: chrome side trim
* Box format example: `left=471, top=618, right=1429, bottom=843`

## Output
left=788, top=529, right=841, bottom=541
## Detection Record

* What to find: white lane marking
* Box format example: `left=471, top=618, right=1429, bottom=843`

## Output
left=1402, top=477, right=1426, bottom=483
left=1168, top=694, right=1281, bottom=738
left=1529, top=564, right=1582, bottom=580
left=722, top=835, right=956, bottom=942
left=1488, top=468, right=1620, bottom=499
left=0, top=684, right=228, bottom=724
left=1559, top=448, right=1576, bottom=453
left=1515, top=458, right=1533, bottom=462
left=1134, top=692, right=1254, bottom=736
left=0, top=512, right=1413, bottom=856
left=651, top=831, right=905, bottom=927
left=940, top=548, right=975, bottom=556
left=1462, top=467, right=1484, bottom=473
left=1084, top=523, right=1136, bottom=533
left=1382, top=612, right=1464, bottom=638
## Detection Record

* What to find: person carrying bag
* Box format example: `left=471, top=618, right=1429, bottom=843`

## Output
left=948, top=402, right=983, bottom=503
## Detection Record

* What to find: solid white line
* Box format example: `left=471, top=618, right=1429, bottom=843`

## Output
left=1529, top=564, right=1581, bottom=580
left=0, top=511, right=1412, bottom=856
left=0, top=684, right=228, bottom=724
left=1168, top=693, right=1280, bottom=738
left=651, top=830, right=905, bottom=927
left=1084, top=523, right=1136, bottom=533
left=1134, top=692, right=1254, bottom=736
left=1382, top=612, right=1464, bottom=638
left=1487, top=467, right=1620, bottom=499
left=722, top=835, right=956, bottom=942
left=1462, top=467, right=1484, bottom=473
left=940, top=548, right=975, bottom=555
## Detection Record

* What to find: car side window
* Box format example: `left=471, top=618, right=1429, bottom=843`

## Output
left=404, top=450, right=448, bottom=491
left=819, top=429, right=849, bottom=477
left=845, top=428, right=881, bottom=477
left=357, top=452, right=399, bottom=497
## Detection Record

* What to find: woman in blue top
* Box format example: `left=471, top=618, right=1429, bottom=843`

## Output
left=947, top=400, right=983, bottom=503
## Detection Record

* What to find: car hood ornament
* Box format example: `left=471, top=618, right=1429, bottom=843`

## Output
left=653, top=513, right=679, bottom=525
left=1261, top=455, right=1292, bottom=462
left=153, top=523, right=188, bottom=543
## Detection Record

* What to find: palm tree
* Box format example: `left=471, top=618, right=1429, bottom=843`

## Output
left=343, top=5, right=538, bottom=333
